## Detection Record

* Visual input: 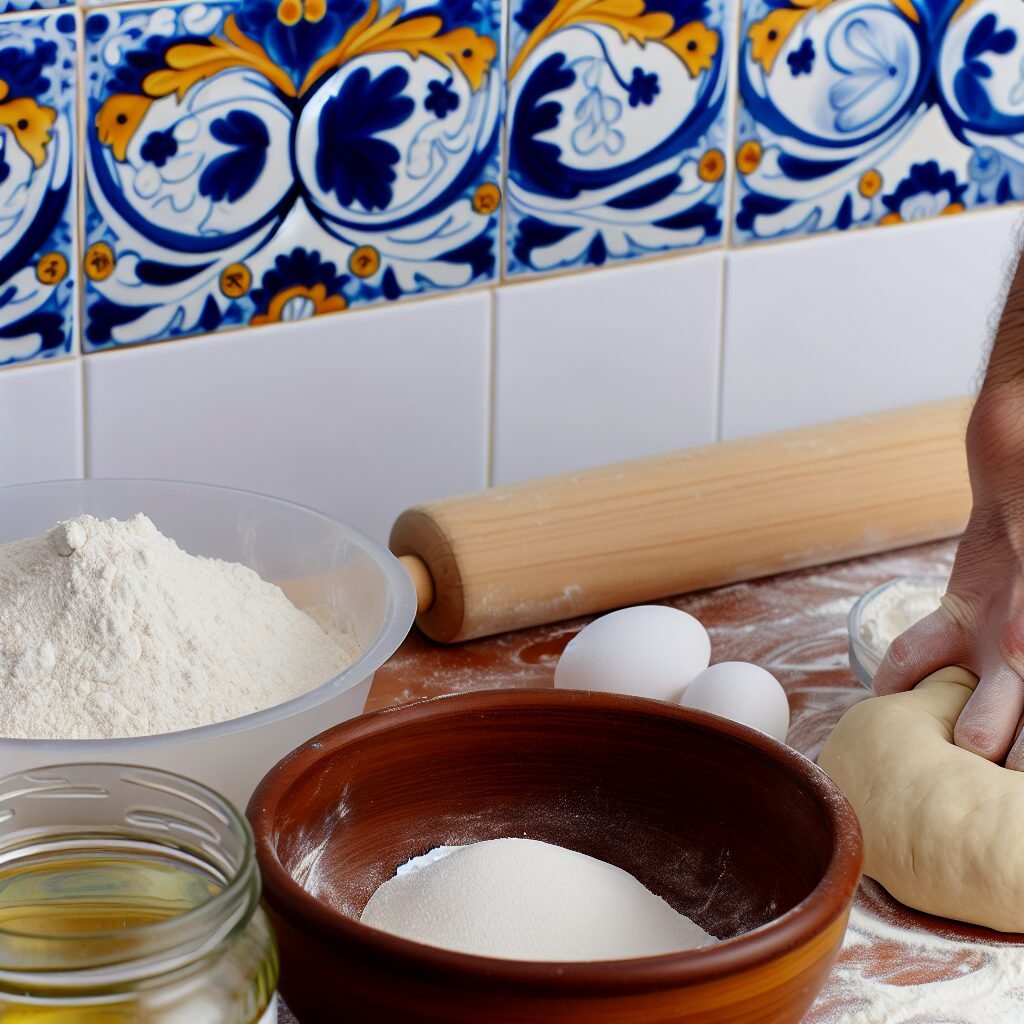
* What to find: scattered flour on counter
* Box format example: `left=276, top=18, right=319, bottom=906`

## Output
left=812, top=891, right=1024, bottom=1024
left=858, top=578, right=947, bottom=655
left=359, top=837, right=719, bottom=961
left=0, top=513, right=360, bottom=739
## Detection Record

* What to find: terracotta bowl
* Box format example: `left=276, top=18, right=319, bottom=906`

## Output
left=249, top=689, right=862, bottom=1024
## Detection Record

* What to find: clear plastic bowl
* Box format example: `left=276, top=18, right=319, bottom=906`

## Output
left=0, top=479, right=416, bottom=808
left=847, top=575, right=947, bottom=689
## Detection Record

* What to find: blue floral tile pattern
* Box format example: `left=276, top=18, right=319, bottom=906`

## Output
left=83, top=0, right=502, bottom=349
left=735, top=0, right=1024, bottom=242
left=0, top=12, right=76, bottom=367
left=504, top=0, right=732, bottom=276
left=0, top=0, right=72, bottom=11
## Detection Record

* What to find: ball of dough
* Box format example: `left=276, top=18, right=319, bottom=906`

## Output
left=817, top=666, right=1024, bottom=932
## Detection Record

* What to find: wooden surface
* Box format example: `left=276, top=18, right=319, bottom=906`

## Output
left=282, top=536, right=1024, bottom=1023
left=390, top=398, right=972, bottom=642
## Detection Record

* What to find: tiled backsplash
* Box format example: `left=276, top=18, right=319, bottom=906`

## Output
left=734, top=0, right=1024, bottom=241
left=0, top=0, right=1022, bottom=539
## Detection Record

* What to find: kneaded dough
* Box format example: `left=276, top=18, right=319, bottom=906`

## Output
left=818, top=666, right=1024, bottom=932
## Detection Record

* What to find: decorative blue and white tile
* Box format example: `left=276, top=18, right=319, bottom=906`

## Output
left=0, top=0, right=72, bottom=11
left=735, top=0, right=1024, bottom=243
left=503, top=0, right=732, bottom=276
left=0, top=11, right=76, bottom=367
left=82, top=0, right=502, bottom=349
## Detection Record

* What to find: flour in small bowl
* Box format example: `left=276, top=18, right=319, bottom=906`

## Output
left=858, top=577, right=947, bottom=655
left=360, top=838, right=719, bottom=960
left=0, top=513, right=360, bottom=739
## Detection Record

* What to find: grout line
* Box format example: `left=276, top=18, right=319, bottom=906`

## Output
left=75, top=4, right=89, bottom=478
left=498, top=0, right=510, bottom=282
left=79, top=354, right=90, bottom=478
left=723, top=0, right=744, bottom=249
left=485, top=287, right=498, bottom=488
left=714, top=253, right=729, bottom=444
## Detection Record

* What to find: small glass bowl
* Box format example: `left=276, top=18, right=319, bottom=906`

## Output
left=847, top=575, right=948, bottom=689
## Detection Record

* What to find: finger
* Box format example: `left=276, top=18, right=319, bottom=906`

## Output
left=1004, top=714, right=1024, bottom=771
left=872, top=607, right=966, bottom=696
left=953, top=664, right=1024, bottom=763
left=1001, top=614, right=1024, bottom=680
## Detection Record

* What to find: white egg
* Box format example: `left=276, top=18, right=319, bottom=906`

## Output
left=679, top=662, right=790, bottom=743
left=554, top=605, right=711, bottom=702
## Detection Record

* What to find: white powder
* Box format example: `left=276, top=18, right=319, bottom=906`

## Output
left=812, top=884, right=1024, bottom=1022
left=0, top=513, right=359, bottom=739
left=359, top=838, right=719, bottom=961
left=858, top=578, right=946, bottom=656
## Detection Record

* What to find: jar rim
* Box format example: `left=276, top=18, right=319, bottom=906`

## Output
left=0, top=763, right=260, bottom=984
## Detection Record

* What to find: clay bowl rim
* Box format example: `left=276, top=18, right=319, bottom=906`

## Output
left=249, top=688, right=863, bottom=994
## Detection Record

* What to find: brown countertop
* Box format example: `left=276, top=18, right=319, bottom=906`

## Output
left=281, top=538, right=1024, bottom=1023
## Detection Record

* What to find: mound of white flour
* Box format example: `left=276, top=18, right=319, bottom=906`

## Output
left=0, top=513, right=359, bottom=739
left=360, top=838, right=719, bottom=960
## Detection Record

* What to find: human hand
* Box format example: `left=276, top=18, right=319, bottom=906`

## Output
left=873, top=385, right=1024, bottom=769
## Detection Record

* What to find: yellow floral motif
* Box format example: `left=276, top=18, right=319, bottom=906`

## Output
left=95, top=94, right=154, bottom=162
left=220, top=262, right=252, bottom=297
left=950, top=0, right=978, bottom=22
left=882, top=201, right=964, bottom=226
left=509, top=0, right=718, bottom=80
left=302, top=3, right=496, bottom=94
left=278, top=0, right=302, bottom=24
left=664, top=21, right=719, bottom=77
left=96, top=16, right=297, bottom=158
left=35, top=252, right=67, bottom=285
left=748, top=0, right=916, bottom=74
left=97, top=4, right=496, bottom=160
left=890, top=0, right=918, bottom=23
left=85, top=242, right=116, bottom=281
left=736, top=139, right=762, bottom=175
left=472, top=181, right=501, bottom=213
left=0, top=88, right=56, bottom=168
left=747, top=6, right=810, bottom=74
left=349, top=245, right=380, bottom=277
left=250, top=284, right=347, bottom=324
left=858, top=169, right=882, bottom=197
left=145, top=17, right=299, bottom=100
left=278, top=0, right=325, bottom=25
left=698, top=148, right=725, bottom=182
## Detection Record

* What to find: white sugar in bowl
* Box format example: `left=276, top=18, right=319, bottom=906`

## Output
left=554, top=605, right=711, bottom=703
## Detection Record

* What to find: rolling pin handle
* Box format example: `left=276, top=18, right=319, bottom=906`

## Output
left=399, top=554, right=435, bottom=616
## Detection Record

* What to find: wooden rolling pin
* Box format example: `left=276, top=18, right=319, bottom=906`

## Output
left=390, top=397, right=973, bottom=643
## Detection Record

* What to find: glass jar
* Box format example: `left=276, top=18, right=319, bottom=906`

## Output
left=0, top=763, right=278, bottom=1023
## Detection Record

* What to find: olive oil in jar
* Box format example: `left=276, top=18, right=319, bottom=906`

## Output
left=0, top=767, right=278, bottom=1024
left=0, top=846, right=222, bottom=937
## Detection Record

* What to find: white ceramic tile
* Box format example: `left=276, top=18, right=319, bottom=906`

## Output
left=84, top=295, right=491, bottom=543
left=493, top=253, right=723, bottom=485
left=0, top=359, right=83, bottom=486
left=721, top=207, right=1024, bottom=440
